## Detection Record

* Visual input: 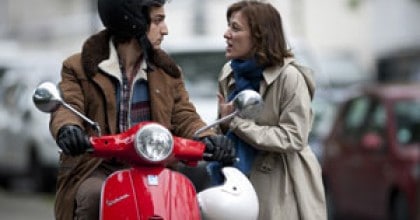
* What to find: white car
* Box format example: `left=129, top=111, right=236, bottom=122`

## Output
left=163, top=36, right=226, bottom=124
left=163, top=36, right=321, bottom=123
left=0, top=53, right=62, bottom=192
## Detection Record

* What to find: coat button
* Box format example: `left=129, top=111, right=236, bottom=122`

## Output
left=260, top=163, right=273, bottom=172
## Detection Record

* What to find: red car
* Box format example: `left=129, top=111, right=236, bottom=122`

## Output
left=322, top=83, right=420, bottom=220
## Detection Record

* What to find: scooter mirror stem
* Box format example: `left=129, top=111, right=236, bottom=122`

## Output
left=193, top=89, right=264, bottom=138
left=33, top=81, right=101, bottom=136
left=193, top=110, right=238, bottom=139
left=61, top=102, right=102, bottom=136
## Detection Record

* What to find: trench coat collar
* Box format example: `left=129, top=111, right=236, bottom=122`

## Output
left=219, top=58, right=296, bottom=94
left=262, top=57, right=295, bottom=85
left=219, top=61, right=234, bottom=88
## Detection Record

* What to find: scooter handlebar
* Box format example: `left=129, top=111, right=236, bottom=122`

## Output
left=202, top=152, right=239, bottom=166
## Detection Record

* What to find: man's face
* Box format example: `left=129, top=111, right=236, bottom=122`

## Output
left=147, top=6, right=168, bottom=49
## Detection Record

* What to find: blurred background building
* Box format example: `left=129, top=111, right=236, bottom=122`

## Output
left=1, top=0, right=419, bottom=82
left=0, top=1, right=419, bottom=219
left=0, top=0, right=419, bottom=166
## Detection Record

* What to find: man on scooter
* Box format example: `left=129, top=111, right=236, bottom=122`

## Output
left=49, top=0, right=235, bottom=219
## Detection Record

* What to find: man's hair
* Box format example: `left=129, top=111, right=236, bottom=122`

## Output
left=98, top=0, right=169, bottom=66
left=112, top=0, right=167, bottom=45
left=227, top=1, right=293, bottom=67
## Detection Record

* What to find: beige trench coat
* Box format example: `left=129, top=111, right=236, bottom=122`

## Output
left=218, top=58, right=327, bottom=220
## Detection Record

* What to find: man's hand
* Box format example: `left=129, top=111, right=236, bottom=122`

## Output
left=56, top=125, right=91, bottom=156
left=201, top=135, right=236, bottom=165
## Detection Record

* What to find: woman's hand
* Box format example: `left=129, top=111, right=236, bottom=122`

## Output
left=218, top=93, right=234, bottom=118
left=218, top=93, right=235, bottom=130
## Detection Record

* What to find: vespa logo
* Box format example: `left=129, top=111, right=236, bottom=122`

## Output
left=105, top=193, right=130, bottom=207
left=147, top=175, right=159, bottom=186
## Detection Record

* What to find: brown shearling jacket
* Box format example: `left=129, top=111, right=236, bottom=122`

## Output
left=50, top=30, right=213, bottom=220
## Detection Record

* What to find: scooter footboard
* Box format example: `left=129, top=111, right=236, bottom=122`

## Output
left=100, top=167, right=201, bottom=220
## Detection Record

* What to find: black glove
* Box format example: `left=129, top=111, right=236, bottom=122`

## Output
left=56, top=125, right=91, bottom=156
left=201, top=135, right=236, bottom=165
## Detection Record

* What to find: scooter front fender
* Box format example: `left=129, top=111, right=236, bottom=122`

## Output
left=100, top=167, right=201, bottom=220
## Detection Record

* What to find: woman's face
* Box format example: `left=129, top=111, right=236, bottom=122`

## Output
left=147, top=6, right=168, bottom=49
left=224, top=11, right=254, bottom=60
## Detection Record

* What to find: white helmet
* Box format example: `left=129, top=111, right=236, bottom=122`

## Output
left=197, top=167, right=259, bottom=220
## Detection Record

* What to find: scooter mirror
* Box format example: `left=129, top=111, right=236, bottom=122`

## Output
left=32, top=81, right=63, bottom=113
left=233, top=90, right=264, bottom=120
left=193, top=90, right=263, bottom=138
left=32, top=81, right=102, bottom=135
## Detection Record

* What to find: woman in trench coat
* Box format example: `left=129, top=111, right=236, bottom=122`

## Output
left=216, top=1, right=327, bottom=219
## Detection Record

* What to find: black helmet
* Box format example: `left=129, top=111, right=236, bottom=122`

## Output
left=98, top=0, right=166, bottom=61
left=98, top=0, right=167, bottom=38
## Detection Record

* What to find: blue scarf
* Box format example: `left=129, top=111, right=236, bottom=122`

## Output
left=207, top=58, right=264, bottom=185
left=228, top=58, right=264, bottom=175
left=228, top=58, right=264, bottom=101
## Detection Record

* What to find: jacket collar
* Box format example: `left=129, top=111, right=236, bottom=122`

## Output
left=98, top=39, right=148, bottom=82
left=81, top=29, right=181, bottom=79
left=81, top=30, right=111, bottom=78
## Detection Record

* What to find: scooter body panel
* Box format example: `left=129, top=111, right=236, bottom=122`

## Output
left=100, top=167, right=201, bottom=220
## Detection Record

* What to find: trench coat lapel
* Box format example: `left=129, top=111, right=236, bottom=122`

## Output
left=260, top=58, right=295, bottom=95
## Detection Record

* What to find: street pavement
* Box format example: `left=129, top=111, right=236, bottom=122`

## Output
left=0, top=189, right=54, bottom=220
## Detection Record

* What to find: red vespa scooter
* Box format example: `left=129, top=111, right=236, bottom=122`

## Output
left=32, top=82, right=261, bottom=220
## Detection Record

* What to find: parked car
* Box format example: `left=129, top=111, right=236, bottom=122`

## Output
left=162, top=36, right=226, bottom=124
left=0, top=40, right=21, bottom=85
left=322, top=83, right=420, bottom=220
left=309, top=93, right=338, bottom=162
left=376, top=47, right=420, bottom=83
left=0, top=53, right=62, bottom=192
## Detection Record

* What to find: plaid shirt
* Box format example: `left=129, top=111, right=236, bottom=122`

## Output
left=118, top=58, right=151, bottom=132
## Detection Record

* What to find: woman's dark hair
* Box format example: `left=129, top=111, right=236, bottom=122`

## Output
left=227, top=1, right=293, bottom=67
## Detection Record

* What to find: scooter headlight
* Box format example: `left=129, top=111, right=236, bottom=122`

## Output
left=134, top=123, right=173, bottom=162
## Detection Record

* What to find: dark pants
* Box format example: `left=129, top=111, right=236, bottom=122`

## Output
left=74, top=163, right=124, bottom=220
